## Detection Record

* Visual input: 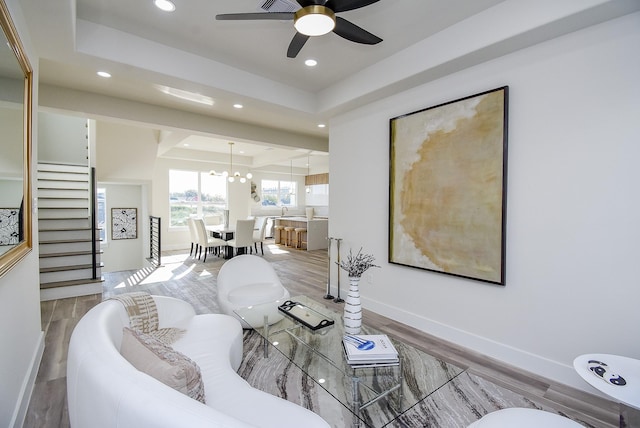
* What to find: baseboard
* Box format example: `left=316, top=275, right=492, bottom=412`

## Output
left=360, top=295, right=600, bottom=396
left=10, top=331, right=45, bottom=428
left=40, top=282, right=102, bottom=301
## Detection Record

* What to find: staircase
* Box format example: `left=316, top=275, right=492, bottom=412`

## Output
left=38, top=163, right=103, bottom=299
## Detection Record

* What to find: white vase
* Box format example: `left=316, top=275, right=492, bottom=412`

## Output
left=306, top=207, right=314, bottom=221
left=344, top=276, right=362, bottom=334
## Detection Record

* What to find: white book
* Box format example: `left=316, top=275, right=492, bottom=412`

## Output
left=342, top=334, right=399, bottom=362
left=345, top=359, right=400, bottom=368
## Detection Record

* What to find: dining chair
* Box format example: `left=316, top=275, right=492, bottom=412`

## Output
left=226, top=219, right=255, bottom=257
left=186, top=217, right=199, bottom=257
left=252, top=216, right=268, bottom=255
left=193, top=218, right=227, bottom=262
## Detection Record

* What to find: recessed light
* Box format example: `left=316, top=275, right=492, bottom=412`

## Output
left=317, top=123, right=326, bottom=128
left=233, top=104, right=243, bottom=109
left=154, top=0, right=175, bottom=12
left=305, top=59, right=317, bottom=67
left=97, top=71, right=111, bottom=78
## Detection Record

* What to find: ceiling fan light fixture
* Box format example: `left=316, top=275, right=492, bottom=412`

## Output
left=153, top=0, right=175, bottom=12
left=294, top=6, right=335, bottom=36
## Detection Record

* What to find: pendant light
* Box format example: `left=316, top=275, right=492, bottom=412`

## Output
left=209, top=142, right=252, bottom=183
left=289, top=160, right=294, bottom=195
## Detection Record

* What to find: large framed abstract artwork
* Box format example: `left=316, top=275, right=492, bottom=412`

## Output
left=111, top=208, right=137, bottom=240
left=389, top=87, right=508, bottom=285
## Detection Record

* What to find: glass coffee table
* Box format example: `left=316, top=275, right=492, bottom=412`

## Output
left=234, top=296, right=464, bottom=427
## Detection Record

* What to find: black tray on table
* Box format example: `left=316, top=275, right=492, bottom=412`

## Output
left=277, top=300, right=334, bottom=331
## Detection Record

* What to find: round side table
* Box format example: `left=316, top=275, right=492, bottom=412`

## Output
left=574, top=353, right=640, bottom=427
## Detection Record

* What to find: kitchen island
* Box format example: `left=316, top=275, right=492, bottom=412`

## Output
left=274, top=217, right=328, bottom=250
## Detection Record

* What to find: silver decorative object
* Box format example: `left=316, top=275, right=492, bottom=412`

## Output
left=324, top=237, right=334, bottom=300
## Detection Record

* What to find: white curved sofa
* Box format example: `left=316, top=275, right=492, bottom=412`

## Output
left=67, top=295, right=330, bottom=428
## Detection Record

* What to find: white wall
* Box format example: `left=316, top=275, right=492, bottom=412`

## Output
left=38, top=111, right=88, bottom=165
left=99, top=183, right=146, bottom=272
left=0, top=1, right=44, bottom=427
left=94, top=121, right=154, bottom=271
left=95, top=121, right=157, bottom=182
left=329, top=12, right=640, bottom=393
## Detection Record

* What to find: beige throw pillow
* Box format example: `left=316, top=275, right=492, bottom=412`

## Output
left=121, top=327, right=206, bottom=403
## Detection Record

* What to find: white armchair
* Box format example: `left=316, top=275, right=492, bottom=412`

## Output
left=467, top=408, right=583, bottom=427
left=216, top=255, right=290, bottom=328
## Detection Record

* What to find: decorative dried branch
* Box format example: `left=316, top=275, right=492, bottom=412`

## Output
left=337, top=247, right=380, bottom=278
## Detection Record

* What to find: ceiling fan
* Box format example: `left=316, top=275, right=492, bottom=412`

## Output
left=216, top=0, right=383, bottom=58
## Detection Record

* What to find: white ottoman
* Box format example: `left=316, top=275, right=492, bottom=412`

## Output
left=468, top=408, right=583, bottom=428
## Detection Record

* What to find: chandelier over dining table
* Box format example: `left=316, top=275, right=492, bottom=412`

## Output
left=209, top=142, right=252, bottom=183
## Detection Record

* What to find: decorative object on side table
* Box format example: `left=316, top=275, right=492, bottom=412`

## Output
left=337, top=247, right=380, bottom=334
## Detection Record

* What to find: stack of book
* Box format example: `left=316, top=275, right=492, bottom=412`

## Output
left=342, top=334, right=399, bottom=367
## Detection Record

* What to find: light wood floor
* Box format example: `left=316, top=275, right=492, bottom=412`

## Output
left=23, top=241, right=620, bottom=427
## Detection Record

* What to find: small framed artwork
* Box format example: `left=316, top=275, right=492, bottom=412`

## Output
left=0, top=208, right=20, bottom=245
left=389, top=86, right=508, bottom=285
left=112, top=208, right=137, bottom=240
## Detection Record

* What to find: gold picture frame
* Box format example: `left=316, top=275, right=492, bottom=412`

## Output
left=0, top=0, right=33, bottom=278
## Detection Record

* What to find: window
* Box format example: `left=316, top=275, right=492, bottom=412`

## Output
left=261, top=179, right=296, bottom=207
left=169, top=170, right=227, bottom=227
left=97, top=188, right=107, bottom=243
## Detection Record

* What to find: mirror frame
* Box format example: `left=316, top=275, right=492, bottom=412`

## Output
left=0, top=0, right=33, bottom=278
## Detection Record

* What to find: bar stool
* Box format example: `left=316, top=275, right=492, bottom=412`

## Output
left=294, top=227, right=307, bottom=249
left=273, top=225, right=285, bottom=245
left=284, top=226, right=296, bottom=247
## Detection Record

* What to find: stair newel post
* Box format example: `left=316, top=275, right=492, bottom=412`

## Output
left=324, top=236, right=334, bottom=300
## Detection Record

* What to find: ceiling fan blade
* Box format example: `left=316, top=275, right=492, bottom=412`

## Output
left=296, top=0, right=326, bottom=6
left=326, top=0, right=379, bottom=13
left=216, top=12, right=294, bottom=21
left=287, top=32, right=310, bottom=58
left=333, top=17, right=382, bottom=44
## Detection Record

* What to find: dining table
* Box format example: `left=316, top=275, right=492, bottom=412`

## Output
left=206, top=225, right=235, bottom=259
